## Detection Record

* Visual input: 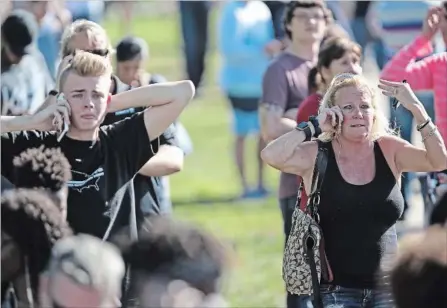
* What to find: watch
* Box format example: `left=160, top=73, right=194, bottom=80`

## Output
left=296, top=122, right=312, bottom=141
left=308, top=116, right=322, bottom=137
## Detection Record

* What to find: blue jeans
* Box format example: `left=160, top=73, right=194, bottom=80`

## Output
left=300, top=285, right=394, bottom=308
left=326, top=1, right=354, bottom=39
left=351, top=17, right=391, bottom=70
left=263, top=1, right=287, bottom=39
left=178, top=1, right=210, bottom=88
left=66, top=0, right=105, bottom=23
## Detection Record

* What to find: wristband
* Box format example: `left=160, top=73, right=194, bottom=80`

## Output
left=308, top=116, right=322, bottom=137
left=296, top=122, right=312, bottom=141
left=48, top=90, right=58, bottom=96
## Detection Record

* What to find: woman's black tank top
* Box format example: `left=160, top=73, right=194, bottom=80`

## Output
left=319, top=141, right=404, bottom=289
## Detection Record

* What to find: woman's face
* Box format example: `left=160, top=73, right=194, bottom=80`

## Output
left=334, top=85, right=374, bottom=142
left=323, top=51, right=362, bottom=83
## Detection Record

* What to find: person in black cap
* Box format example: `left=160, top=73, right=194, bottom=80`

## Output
left=114, top=36, right=166, bottom=89
left=1, top=10, right=53, bottom=116
left=1, top=9, right=38, bottom=69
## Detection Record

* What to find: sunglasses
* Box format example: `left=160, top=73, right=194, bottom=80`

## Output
left=69, top=48, right=109, bottom=57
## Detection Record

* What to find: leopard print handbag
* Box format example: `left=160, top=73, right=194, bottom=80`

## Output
left=283, top=141, right=331, bottom=297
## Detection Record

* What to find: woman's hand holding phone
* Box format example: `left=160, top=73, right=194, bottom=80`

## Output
left=317, top=106, right=343, bottom=134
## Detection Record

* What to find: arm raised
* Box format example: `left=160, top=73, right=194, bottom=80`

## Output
left=109, top=81, right=195, bottom=141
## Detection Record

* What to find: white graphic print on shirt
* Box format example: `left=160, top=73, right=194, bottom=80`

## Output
left=67, top=167, right=104, bottom=192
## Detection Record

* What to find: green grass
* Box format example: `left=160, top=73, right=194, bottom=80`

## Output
left=104, top=11, right=285, bottom=308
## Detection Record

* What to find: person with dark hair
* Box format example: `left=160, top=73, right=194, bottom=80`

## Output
left=12, top=146, right=72, bottom=218
left=114, top=36, right=166, bottom=89
left=1, top=9, right=53, bottom=116
left=260, top=2, right=330, bottom=306
left=1, top=189, right=72, bottom=307
left=104, top=35, right=190, bottom=216
left=391, top=225, right=447, bottom=308
left=293, top=37, right=362, bottom=210
left=112, top=217, right=229, bottom=308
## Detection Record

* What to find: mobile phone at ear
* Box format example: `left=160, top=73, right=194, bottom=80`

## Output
left=334, top=113, right=343, bottom=129
left=57, top=121, right=69, bottom=142
left=56, top=94, right=69, bottom=142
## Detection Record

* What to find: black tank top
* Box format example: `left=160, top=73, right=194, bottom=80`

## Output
left=319, top=141, right=404, bottom=289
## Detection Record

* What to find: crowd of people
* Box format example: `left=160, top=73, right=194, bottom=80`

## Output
left=1, top=1, right=447, bottom=308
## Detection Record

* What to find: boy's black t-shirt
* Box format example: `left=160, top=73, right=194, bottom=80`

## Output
left=1, top=112, right=157, bottom=238
left=102, top=74, right=177, bottom=216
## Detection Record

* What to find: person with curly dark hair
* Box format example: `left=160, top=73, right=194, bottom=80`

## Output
left=1, top=189, right=72, bottom=307
left=111, top=217, right=230, bottom=307
left=12, top=145, right=72, bottom=219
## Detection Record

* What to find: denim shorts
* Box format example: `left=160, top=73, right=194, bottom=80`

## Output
left=300, top=284, right=394, bottom=308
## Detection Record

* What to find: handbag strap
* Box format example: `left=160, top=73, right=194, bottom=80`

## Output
left=306, top=140, right=328, bottom=221
left=295, top=141, right=329, bottom=216
left=308, top=141, right=328, bottom=308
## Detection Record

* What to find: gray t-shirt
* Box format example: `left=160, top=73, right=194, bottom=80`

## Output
left=261, top=52, right=312, bottom=199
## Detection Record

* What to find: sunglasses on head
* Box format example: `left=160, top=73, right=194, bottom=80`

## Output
left=70, top=48, right=109, bottom=57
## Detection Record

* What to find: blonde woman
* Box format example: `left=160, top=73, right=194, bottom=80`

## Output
left=261, top=74, right=446, bottom=307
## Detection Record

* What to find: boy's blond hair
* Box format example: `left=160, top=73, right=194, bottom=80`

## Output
left=57, top=50, right=112, bottom=91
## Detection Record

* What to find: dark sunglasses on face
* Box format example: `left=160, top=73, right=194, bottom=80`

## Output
left=70, top=48, right=109, bottom=57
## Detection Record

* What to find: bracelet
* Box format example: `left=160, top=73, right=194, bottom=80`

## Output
left=416, top=118, right=431, bottom=131
left=48, top=90, right=58, bottom=96
left=422, top=126, right=437, bottom=142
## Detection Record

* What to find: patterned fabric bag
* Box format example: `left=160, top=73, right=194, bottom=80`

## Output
left=283, top=140, right=332, bottom=307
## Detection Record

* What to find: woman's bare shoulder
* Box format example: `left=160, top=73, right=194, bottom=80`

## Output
left=377, top=134, right=409, bottom=150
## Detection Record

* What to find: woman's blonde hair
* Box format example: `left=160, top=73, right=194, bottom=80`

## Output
left=60, top=19, right=113, bottom=58
left=318, top=74, right=393, bottom=142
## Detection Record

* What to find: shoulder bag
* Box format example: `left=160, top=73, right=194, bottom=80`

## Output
left=282, top=140, right=333, bottom=308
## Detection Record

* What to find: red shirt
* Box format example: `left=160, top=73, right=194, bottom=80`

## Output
left=296, top=93, right=322, bottom=210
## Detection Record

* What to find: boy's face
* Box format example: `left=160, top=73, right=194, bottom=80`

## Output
left=286, top=6, right=327, bottom=43
left=116, top=57, right=146, bottom=86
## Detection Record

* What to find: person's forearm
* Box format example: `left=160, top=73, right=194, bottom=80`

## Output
left=1, top=116, right=36, bottom=133
left=413, top=105, right=447, bottom=171
left=138, top=145, right=184, bottom=177
left=261, top=127, right=308, bottom=170
left=109, top=81, right=194, bottom=113
left=263, top=117, right=296, bottom=142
